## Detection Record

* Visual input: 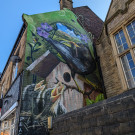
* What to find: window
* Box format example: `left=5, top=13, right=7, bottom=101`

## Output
left=115, top=30, right=128, bottom=53
left=1, top=121, right=10, bottom=135
left=121, top=53, right=135, bottom=88
left=4, top=121, right=9, bottom=129
left=127, top=20, right=135, bottom=45
left=114, top=20, right=135, bottom=89
left=1, top=83, right=4, bottom=99
left=12, top=63, right=18, bottom=83
left=0, top=117, right=15, bottom=135
left=1, top=81, right=6, bottom=99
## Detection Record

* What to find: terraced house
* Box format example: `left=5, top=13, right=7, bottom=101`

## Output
left=0, top=0, right=135, bottom=135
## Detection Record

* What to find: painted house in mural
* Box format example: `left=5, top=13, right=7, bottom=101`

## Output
left=0, top=0, right=104, bottom=135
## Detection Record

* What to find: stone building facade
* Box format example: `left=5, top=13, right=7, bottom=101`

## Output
left=96, top=0, right=135, bottom=97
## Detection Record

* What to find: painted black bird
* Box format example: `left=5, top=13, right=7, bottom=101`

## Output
left=45, top=37, right=96, bottom=77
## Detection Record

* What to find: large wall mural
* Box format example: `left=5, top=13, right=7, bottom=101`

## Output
left=18, top=9, right=104, bottom=135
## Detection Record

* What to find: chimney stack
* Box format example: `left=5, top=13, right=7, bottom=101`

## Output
left=59, top=0, right=73, bottom=10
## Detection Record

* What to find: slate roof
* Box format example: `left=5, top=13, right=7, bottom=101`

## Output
left=72, top=6, right=104, bottom=42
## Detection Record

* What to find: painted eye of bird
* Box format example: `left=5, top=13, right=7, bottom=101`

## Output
left=63, top=72, right=71, bottom=82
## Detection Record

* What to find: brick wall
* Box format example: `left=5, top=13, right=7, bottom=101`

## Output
left=16, top=28, right=27, bottom=74
left=0, top=27, right=26, bottom=97
left=50, top=88, right=135, bottom=135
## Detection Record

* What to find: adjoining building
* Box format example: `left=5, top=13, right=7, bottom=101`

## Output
left=0, top=0, right=104, bottom=135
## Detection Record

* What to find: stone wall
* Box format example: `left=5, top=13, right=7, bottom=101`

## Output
left=50, top=88, right=135, bottom=135
left=96, top=29, right=122, bottom=98
left=107, top=0, right=135, bottom=33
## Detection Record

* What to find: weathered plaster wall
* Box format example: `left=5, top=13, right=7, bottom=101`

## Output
left=50, top=88, right=135, bottom=135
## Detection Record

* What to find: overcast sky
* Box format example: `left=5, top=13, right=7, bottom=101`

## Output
left=0, top=0, right=111, bottom=73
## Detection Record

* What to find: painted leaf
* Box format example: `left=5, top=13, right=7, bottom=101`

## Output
left=95, top=94, right=104, bottom=103
left=86, top=98, right=95, bottom=105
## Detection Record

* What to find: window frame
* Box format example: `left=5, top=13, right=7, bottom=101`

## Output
left=110, top=18, right=135, bottom=91
left=126, top=20, right=135, bottom=46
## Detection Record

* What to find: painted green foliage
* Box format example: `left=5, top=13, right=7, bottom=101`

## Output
left=23, top=9, right=94, bottom=65
left=23, top=8, right=101, bottom=88
left=86, top=93, right=104, bottom=105
left=18, top=9, right=104, bottom=135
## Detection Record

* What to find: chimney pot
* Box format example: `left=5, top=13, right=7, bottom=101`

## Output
left=59, top=0, right=73, bottom=10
